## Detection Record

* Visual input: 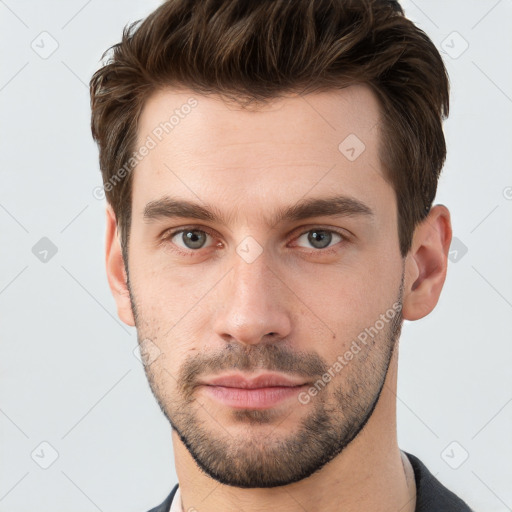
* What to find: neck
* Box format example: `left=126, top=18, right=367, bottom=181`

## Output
left=172, top=346, right=416, bottom=512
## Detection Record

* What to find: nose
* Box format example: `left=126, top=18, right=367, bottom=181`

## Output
left=212, top=252, right=293, bottom=346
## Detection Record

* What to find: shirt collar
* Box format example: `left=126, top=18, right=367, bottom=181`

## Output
left=169, top=486, right=183, bottom=512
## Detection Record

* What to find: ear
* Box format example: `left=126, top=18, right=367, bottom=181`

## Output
left=105, top=205, right=135, bottom=327
left=402, top=205, right=452, bottom=321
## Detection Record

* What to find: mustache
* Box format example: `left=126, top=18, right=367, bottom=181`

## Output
left=177, top=343, right=329, bottom=399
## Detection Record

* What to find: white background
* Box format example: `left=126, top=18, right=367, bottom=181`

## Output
left=0, top=1, right=511, bottom=511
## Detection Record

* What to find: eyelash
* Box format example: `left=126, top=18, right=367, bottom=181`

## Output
left=160, top=226, right=349, bottom=257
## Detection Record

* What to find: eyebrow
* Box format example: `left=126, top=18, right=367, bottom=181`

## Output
left=143, top=194, right=375, bottom=227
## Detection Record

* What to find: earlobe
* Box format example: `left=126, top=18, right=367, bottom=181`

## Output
left=105, top=205, right=136, bottom=327
left=402, top=205, right=452, bottom=321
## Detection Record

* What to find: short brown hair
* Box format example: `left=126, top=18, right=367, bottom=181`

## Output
left=90, top=0, right=449, bottom=260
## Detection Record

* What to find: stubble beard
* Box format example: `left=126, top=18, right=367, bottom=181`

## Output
left=129, top=268, right=404, bottom=488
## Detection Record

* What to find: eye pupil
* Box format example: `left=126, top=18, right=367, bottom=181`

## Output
left=183, top=230, right=206, bottom=249
left=308, top=230, right=332, bottom=249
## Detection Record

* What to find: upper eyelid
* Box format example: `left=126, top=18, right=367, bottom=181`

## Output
left=294, top=227, right=348, bottom=239
left=164, top=224, right=348, bottom=236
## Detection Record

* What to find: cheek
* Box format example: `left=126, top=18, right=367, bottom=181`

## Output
left=130, top=256, right=221, bottom=327
left=287, top=258, right=400, bottom=349
left=142, top=327, right=195, bottom=398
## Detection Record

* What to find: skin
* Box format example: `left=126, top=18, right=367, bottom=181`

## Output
left=105, top=84, right=452, bottom=512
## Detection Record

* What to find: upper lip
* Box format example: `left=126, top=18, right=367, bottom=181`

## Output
left=198, top=372, right=309, bottom=389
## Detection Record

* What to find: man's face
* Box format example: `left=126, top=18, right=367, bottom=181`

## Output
left=125, top=85, right=406, bottom=487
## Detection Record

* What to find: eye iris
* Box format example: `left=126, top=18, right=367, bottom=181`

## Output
left=182, top=230, right=206, bottom=249
left=308, top=230, right=332, bottom=249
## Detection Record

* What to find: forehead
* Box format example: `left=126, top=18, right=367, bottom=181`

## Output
left=131, top=85, right=391, bottom=222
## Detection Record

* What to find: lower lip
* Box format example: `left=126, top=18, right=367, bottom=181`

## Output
left=199, top=385, right=308, bottom=409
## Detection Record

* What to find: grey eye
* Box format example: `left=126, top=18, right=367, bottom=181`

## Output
left=175, top=230, right=210, bottom=250
left=296, top=229, right=342, bottom=250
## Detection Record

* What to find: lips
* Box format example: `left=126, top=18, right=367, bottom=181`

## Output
left=197, top=372, right=310, bottom=410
